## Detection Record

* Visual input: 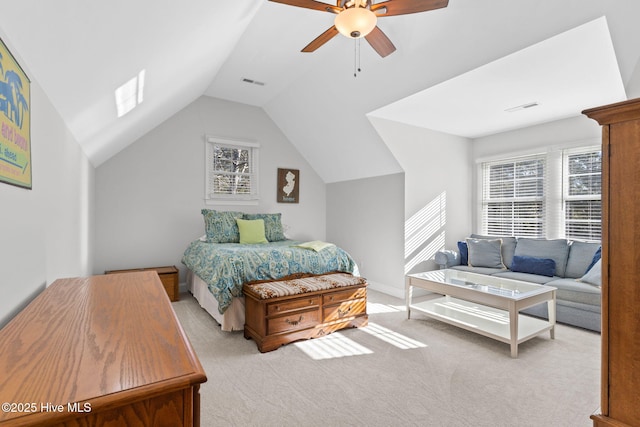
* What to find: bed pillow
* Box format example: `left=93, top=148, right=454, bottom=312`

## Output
left=244, top=213, right=286, bottom=242
left=511, top=255, right=556, bottom=277
left=236, top=219, right=268, bottom=244
left=201, top=209, right=243, bottom=243
left=466, top=238, right=505, bottom=269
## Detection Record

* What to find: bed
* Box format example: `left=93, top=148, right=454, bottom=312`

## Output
left=182, top=238, right=359, bottom=331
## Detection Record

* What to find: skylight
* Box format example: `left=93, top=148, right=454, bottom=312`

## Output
left=115, top=70, right=145, bottom=117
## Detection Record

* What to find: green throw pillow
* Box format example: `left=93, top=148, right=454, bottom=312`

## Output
left=236, top=219, right=268, bottom=244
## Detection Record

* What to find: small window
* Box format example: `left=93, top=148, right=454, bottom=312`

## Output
left=563, top=148, right=601, bottom=241
left=205, top=136, right=259, bottom=203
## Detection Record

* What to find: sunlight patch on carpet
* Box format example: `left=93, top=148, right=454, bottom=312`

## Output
left=294, top=332, right=373, bottom=360
left=361, top=322, right=427, bottom=349
left=367, top=302, right=404, bottom=314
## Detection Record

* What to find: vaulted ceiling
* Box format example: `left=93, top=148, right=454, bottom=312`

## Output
left=0, top=1, right=638, bottom=183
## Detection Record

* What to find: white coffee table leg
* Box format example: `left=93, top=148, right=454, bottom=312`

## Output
left=405, top=279, right=412, bottom=319
left=509, top=301, right=518, bottom=358
left=548, top=291, right=556, bottom=340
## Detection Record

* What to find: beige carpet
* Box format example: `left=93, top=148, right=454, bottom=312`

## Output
left=172, top=290, right=600, bottom=427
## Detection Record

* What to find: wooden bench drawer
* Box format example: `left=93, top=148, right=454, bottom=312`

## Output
left=324, top=287, right=367, bottom=305
left=324, top=298, right=367, bottom=322
left=268, top=308, right=321, bottom=335
left=243, top=272, right=368, bottom=352
left=267, top=296, right=320, bottom=315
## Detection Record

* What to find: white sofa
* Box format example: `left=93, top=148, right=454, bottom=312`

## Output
left=434, top=235, right=602, bottom=332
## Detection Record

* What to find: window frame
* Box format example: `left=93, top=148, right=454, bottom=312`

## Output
left=205, top=136, right=260, bottom=205
left=480, top=155, right=546, bottom=238
left=562, top=147, right=602, bottom=241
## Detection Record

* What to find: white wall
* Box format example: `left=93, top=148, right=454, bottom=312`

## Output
left=625, top=55, right=640, bottom=99
left=327, top=173, right=405, bottom=298
left=370, top=117, right=473, bottom=274
left=0, top=36, right=94, bottom=327
left=94, top=96, right=326, bottom=280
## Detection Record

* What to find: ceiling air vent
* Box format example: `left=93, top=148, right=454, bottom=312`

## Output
left=242, top=78, right=265, bottom=86
left=505, top=102, right=539, bottom=112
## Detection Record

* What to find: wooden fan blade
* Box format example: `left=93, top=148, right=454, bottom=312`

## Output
left=365, top=26, right=396, bottom=57
left=269, top=0, right=340, bottom=13
left=302, top=26, right=340, bottom=52
left=372, top=0, right=448, bottom=16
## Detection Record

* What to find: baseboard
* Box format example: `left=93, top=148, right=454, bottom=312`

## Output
left=366, top=279, right=405, bottom=299
left=179, top=281, right=188, bottom=294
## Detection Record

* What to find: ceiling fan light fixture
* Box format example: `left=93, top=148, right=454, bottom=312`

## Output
left=334, top=7, right=377, bottom=39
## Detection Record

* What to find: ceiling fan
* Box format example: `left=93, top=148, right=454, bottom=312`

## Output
left=269, top=0, right=449, bottom=57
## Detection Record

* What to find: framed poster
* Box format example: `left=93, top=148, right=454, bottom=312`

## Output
left=0, top=37, right=31, bottom=189
left=277, top=168, right=299, bottom=203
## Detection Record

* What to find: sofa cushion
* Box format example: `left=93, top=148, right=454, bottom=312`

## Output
left=565, top=241, right=601, bottom=278
left=492, top=271, right=557, bottom=285
left=578, top=259, right=602, bottom=287
left=471, top=234, right=517, bottom=269
left=457, top=241, right=469, bottom=265
left=514, top=238, right=570, bottom=277
left=510, top=255, right=556, bottom=277
left=585, top=246, right=602, bottom=273
left=546, top=277, right=602, bottom=307
left=466, top=238, right=505, bottom=269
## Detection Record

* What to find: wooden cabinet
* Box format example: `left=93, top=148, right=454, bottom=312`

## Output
left=106, top=265, right=179, bottom=301
left=583, top=98, right=640, bottom=427
left=243, top=279, right=368, bottom=352
left=0, top=271, right=206, bottom=426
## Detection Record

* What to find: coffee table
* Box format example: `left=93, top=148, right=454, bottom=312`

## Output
left=406, top=269, right=556, bottom=358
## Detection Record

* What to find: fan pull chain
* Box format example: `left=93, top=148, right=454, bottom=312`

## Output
left=354, top=38, right=362, bottom=77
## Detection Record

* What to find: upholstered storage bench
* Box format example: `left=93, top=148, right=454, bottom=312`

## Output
left=243, top=272, right=368, bottom=352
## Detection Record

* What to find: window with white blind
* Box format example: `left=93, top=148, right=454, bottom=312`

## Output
left=563, top=148, right=602, bottom=240
left=480, top=147, right=601, bottom=241
left=205, top=136, right=259, bottom=203
left=482, top=156, right=546, bottom=237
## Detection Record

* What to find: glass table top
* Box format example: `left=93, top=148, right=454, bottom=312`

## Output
left=408, top=269, right=554, bottom=299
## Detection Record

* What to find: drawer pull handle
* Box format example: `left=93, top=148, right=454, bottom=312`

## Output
left=286, top=316, right=303, bottom=326
left=338, top=306, right=352, bottom=317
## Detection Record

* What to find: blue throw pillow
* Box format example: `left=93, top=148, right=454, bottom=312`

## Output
left=457, top=241, right=468, bottom=265
left=584, top=246, right=601, bottom=274
left=511, top=255, right=556, bottom=277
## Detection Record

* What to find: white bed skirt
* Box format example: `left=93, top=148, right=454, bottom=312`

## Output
left=186, top=269, right=246, bottom=332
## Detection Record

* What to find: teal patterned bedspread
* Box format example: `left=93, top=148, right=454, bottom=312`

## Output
left=181, top=240, right=358, bottom=313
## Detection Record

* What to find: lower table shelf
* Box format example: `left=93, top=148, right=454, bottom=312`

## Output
left=410, top=296, right=554, bottom=351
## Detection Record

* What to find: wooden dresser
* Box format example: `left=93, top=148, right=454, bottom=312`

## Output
left=0, top=271, right=207, bottom=426
left=583, top=98, right=640, bottom=427
left=105, top=265, right=180, bottom=301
